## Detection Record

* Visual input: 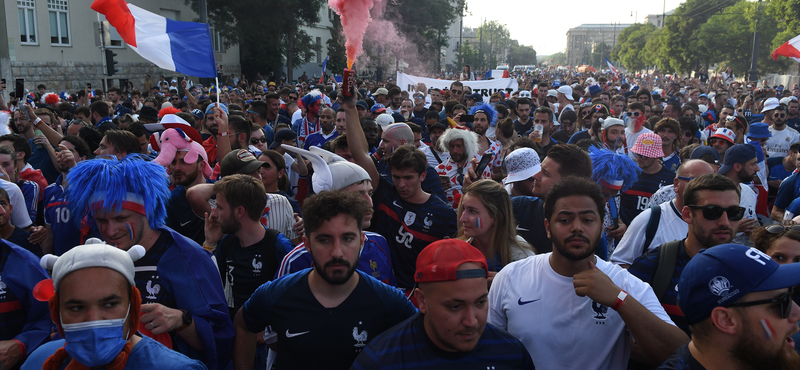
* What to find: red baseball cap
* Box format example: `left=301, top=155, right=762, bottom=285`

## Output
left=414, top=239, right=488, bottom=283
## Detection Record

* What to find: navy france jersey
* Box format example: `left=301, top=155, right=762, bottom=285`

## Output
left=351, top=312, right=535, bottom=370
left=619, top=166, right=675, bottom=225
left=43, top=174, right=100, bottom=255
left=241, top=269, right=417, bottom=370
left=371, top=175, right=457, bottom=289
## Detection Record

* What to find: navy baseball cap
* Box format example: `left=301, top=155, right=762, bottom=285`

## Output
left=270, top=129, right=297, bottom=149
left=678, top=244, right=800, bottom=324
left=466, top=93, right=483, bottom=101
left=356, top=100, right=369, bottom=111
left=690, top=145, right=720, bottom=165
left=717, top=144, right=756, bottom=174
left=746, top=122, right=772, bottom=139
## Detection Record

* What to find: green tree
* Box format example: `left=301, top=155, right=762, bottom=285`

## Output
left=455, top=40, right=481, bottom=70
left=612, top=23, right=657, bottom=72
left=590, top=42, right=612, bottom=68
left=507, top=44, right=537, bottom=68
left=476, top=21, right=512, bottom=69
left=766, top=0, right=800, bottom=69
left=188, top=0, right=324, bottom=81
left=549, top=52, right=566, bottom=65
left=383, top=0, right=465, bottom=71
left=660, top=0, right=731, bottom=73
left=326, top=13, right=347, bottom=74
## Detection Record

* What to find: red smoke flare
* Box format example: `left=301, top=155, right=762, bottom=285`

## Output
left=328, top=0, right=376, bottom=69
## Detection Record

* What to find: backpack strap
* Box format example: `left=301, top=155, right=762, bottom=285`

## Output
left=651, top=240, right=682, bottom=301
left=431, top=149, right=443, bottom=164
left=641, top=205, right=662, bottom=257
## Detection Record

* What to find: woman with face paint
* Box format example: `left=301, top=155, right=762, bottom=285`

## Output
left=456, top=179, right=535, bottom=280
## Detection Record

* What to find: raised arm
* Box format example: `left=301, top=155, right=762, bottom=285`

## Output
left=342, top=84, right=379, bottom=187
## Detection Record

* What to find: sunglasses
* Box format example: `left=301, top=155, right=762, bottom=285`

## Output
left=729, top=288, right=794, bottom=319
left=765, top=224, right=800, bottom=234
left=250, top=137, right=267, bottom=144
left=452, top=90, right=463, bottom=95
left=413, top=95, right=424, bottom=99
left=626, top=111, right=642, bottom=117
left=774, top=113, right=787, bottom=119
left=686, top=204, right=746, bottom=221
left=677, top=176, right=695, bottom=182
left=654, top=110, right=664, bottom=115
left=288, top=96, right=298, bottom=100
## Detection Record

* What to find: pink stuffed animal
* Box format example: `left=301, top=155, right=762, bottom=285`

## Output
left=153, top=128, right=213, bottom=178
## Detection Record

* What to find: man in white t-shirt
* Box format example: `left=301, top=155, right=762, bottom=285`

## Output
left=624, top=102, right=652, bottom=152
left=611, top=159, right=715, bottom=267
left=767, top=105, right=800, bottom=158
left=488, top=176, right=689, bottom=370
left=718, top=144, right=760, bottom=245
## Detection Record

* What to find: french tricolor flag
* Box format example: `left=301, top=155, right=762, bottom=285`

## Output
left=91, top=0, right=217, bottom=77
left=771, top=33, right=800, bottom=63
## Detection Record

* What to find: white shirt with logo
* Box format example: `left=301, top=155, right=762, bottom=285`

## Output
left=610, top=199, right=688, bottom=266
left=766, top=126, right=800, bottom=158
left=488, top=253, right=674, bottom=370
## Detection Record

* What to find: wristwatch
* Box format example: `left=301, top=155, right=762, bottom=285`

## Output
left=175, top=309, right=193, bottom=332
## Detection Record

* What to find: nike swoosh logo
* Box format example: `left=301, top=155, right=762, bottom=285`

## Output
left=180, top=220, right=192, bottom=227
left=285, top=330, right=309, bottom=338
left=518, top=298, right=540, bottom=305
left=516, top=225, right=530, bottom=232
left=393, top=201, right=403, bottom=208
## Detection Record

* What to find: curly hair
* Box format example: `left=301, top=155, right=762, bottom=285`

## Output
left=303, top=190, right=370, bottom=236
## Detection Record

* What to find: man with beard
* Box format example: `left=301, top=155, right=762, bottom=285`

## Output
left=13, top=105, right=63, bottom=183
left=619, top=133, right=675, bottom=226
left=718, top=144, right=760, bottom=244
left=292, top=91, right=324, bottom=149
left=303, top=107, right=338, bottom=150
left=436, top=128, right=479, bottom=209
left=470, top=104, right=502, bottom=179
left=163, top=134, right=214, bottom=246
left=513, top=98, right=534, bottom=136
left=64, top=156, right=234, bottom=370
left=89, top=100, right=119, bottom=134
left=488, top=176, right=688, bottom=369
left=360, top=118, right=380, bottom=153
left=201, top=103, right=233, bottom=167
left=628, top=174, right=742, bottom=336
left=659, top=244, right=800, bottom=370
left=232, top=191, right=416, bottom=370
left=767, top=105, right=800, bottom=158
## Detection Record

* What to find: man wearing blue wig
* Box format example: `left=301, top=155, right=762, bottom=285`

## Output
left=63, top=155, right=234, bottom=370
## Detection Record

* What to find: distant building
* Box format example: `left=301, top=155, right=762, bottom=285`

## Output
left=445, top=25, right=478, bottom=71
left=288, top=7, right=335, bottom=81
left=1, top=0, right=240, bottom=93
left=645, top=9, right=675, bottom=29
left=565, top=24, right=632, bottom=67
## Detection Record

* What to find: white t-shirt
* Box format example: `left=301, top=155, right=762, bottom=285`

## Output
left=488, top=254, right=675, bottom=370
left=766, top=126, right=800, bottom=158
left=283, top=152, right=299, bottom=197
left=419, top=144, right=449, bottom=167
left=1, top=179, right=32, bottom=228
left=610, top=200, right=688, bottom=266
left=734, top=184, right=758, bottom=245
left=625, top=127, right=653, bottom=152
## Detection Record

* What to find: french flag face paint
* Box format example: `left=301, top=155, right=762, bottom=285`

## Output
left=126, top=222, right=136, bottom=241
left=475, top=217, right=482, bottom=230
left=760, top=319, right=776, bottom=340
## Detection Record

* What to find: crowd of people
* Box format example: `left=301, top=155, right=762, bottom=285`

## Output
left=1, top=66, right=800, bottom=370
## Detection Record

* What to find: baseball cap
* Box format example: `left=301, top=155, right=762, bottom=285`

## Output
left=690, top=145, right=720, bottom=165
left=220, top=149, right=265, bottom=177
left=414, top=239, right=488, bottom=284
left=746, top=122, right=772, bottom=139
left=370, top=103, right=386, bottom=114
left=780, top=97, right=797, bottom=105
left=41, top=238, right=146, bottom=291
left=374, top=87, right=389, bottom=96
left=519, top=90, right=532, bottom=99
left=678, top=244, right=800, bottom=324
left=762, top=97, right=780, bottom=112
left=270, top=129, right=297, bottom=149
left=546, top=89, right=558, bottom=98
left=205, top=103, right=229, bottom=116
left=190, top=109, right=205, bottom=120
left=375, top=113, right=395, bottom=130
left=268, top=81, right=276, bottom=86
left=356, top=100, right=369, bottom=110
left=557, top=86, right=574, bottom=100
left=601, top=117, right=625, bottom=131
left=466, top=93, right=483, bottom=101
left=711, top=127, right=735, bottom=145
left=717, top=144, right=757, bottom=174
left=429, top=122, right=448, bottom=132
left=631, top=132, right=664, bottom=158
left=559, top=110, right=578, bottom=124
left=138, top=106, right=159, bottom=122
left=551, top=81, right=561, bottom=88
left=588, top=85, right=602, bottom=95
left=503, top=148, right=541, bottom=184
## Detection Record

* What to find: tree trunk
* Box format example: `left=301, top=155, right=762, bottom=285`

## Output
left=287, top=30, right=295, bottom=82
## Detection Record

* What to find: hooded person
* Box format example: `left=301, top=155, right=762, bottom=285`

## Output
left=276, top=145, right=396, bottom=286
left=24, top=240, right=205, bottom=370
left=61, top=156, right=234, bottom=370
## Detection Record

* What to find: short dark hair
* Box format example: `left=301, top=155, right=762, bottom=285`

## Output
left=229, top=116, right=254, bottom=144
left=424, top=110, right=439, bottom=121
left=496, top=118, right=514, bottom=139
left=73, top=106, right=90, bottom=118
left=544, top=176, right=606, bottom=221
left=60, top=135, right=91, bottom=159
left=683, top=173, right=740, bottom=207
left=107, top=87, right=122, bottom=95
left=90, top=100, right=110, bottom=117
left=628, top=102, right=646, bottom=112
left=517, top=97, right=532, bottom=107
left=213, top=174, right=267, bottom=222
left=0, top=134, right=31, bottom=163
left=546, top=144, right=592, bottom=178
left=103, top=130, right=141, bottom=155
left=533, top=106, right=553, bottom=122
left=125, top=121, right=149, bottom=139
left=407, top=123, right=422, bottom=134
left=303, top=190, right=370, bottom=236
left=387, top=144, right=426, bottom=174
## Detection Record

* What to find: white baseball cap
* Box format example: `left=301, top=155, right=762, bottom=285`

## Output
left=557, top=86, right=574, bottom=100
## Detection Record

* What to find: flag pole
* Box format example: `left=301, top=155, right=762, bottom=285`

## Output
left=215, top=77, right=220, bottom=106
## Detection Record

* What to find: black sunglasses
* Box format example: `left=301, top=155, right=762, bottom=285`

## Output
left=686, top=205, right=746, bottom=221
left=729, top=288, right=794, bottom=319
left=654, top=110, right=664, bottom=115
left=765, top=224, right=800, bottom=234
left=250, top=137, right=267, bottom=144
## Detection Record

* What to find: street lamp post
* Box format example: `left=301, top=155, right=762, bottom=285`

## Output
left=748, top=0, right=762, bottom=82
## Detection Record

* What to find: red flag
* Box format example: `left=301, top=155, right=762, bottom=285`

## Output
left=771, top=34, right=800, bottom=62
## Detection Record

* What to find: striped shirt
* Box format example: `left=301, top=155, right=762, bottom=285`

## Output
left=628, top=240, right=691, bottom=335
left=619, top=166, right=676, bottom=225
left=351, top=312, right=535, bottom=370
left=260, top=193, right=299, bottom=240
left=276, top=231, right=396, bottom=286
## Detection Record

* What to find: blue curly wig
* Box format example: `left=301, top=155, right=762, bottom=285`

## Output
left=64, top=154, right=171, bottom=229
left=589, top=146, right=641, bottom=192
left=469, top=103, right=498, bottom=127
